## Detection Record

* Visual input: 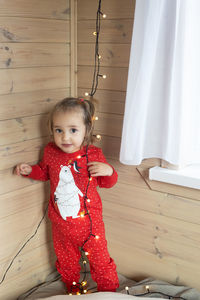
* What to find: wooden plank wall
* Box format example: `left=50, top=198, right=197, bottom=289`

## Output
left=77, top=0, right=200, bottom=292
left=0, top=1, right=71, bottom=299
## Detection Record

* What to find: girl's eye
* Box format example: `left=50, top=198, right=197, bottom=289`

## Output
left=55, top=128, right=62, bottom=133
left=71, top=128, right=77, bottom=133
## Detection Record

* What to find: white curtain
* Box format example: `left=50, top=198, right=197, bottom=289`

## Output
left=120, top=0, right=200, bottom=167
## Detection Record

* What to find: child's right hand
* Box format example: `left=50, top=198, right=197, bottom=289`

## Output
left=14, top=163, right=32, bottom=176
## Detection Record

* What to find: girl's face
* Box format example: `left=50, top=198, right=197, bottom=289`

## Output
left=52, top=110, right=86, bottom=153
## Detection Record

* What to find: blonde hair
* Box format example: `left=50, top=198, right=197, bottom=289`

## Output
left=49, top=97, right=95, bottom=145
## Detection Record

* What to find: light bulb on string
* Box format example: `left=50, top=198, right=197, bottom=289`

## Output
left=96, top=134, right=101, bottom=140
left=85, top=92, right=89, bottom=96
left=80, top=211, right=85, bottom=218
left=145, top=285, right=150, bottom=292
left=93, top=31, right=97, bottom=36
left=98, top=74, right=107, bottom=79
left=99, top=10, right=107, bottom=19
left=125, top=286, right=129, bottom=295
left=81, top=281, right=87, bottom=286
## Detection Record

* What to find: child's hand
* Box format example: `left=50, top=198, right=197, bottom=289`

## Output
left=14, top=163, right=32, bottom=176
left=87, top=162, right=113, bottom=177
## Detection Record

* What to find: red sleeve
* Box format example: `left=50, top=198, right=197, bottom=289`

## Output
left=24, top=146, right=49, bottom=181
left=96, top=148, right=118, bottom=188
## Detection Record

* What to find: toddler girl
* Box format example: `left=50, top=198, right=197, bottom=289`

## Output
left=14, top=97, right=119, bottom=294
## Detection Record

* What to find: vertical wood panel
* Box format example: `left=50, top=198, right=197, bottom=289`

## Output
left=0, top=0, right=71, bottom=298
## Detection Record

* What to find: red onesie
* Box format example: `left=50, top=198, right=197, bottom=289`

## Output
left=26, top=142, right=119, bottom=292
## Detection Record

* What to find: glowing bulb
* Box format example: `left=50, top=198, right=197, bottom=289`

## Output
left=85, top=92, right=89, bottom=96
left=103, top=74, right=107, bottom=79
left=77, top=292, right=81, bottom=295
left=81, top=281, right=87, bottom=286
left=69, top=293, right=72, bottom=296
left=96, top=134, right=101, bottom=140
left=83, top=290, right=87, bottom=293
left=77, top=155, right=81, bottom=159
left=98, top=55, right=102, bottom=59
left=95, top=116, right=98, bottom=120
left=73, top=281, right=76, bottom=285
left=83, top=260, right=87, bottom=264
left=95, top=235, right=100, bottom=239
left=89, top=177, right=92, bottom=181
left=85, top=252, right=89, bottom=256
left=87, top=199, right=91, bottom=203
left=80, top=212, right=85, bottom=218
left=125, top=287, right=129, bottom=291
left=93, top=31, right=97, bottom=35
left=146, top=285, right=150, bottom=292
left=103, top=14, right=107, bottom=18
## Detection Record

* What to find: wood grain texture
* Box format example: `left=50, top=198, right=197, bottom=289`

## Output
left=78, top=43, right=131, bottom=67
left=0, top=183, right=49, bottom=219
left=0, top=246, right=56, bottom=300
left=0, top=66, right=70, bottom=95
left=0, top=114, right=50, bottom=146
left=0, top=138, right=49, bottom=171
left=93, top=135, right=121, bottom=159
left=94, top=112, right=123, bottom=138
left=0, top=0, right=71, bottom=298
left=78, top=19, right=133, bottom=44
left=78, top=65, right=128, bottom=91
left=0, top=17, right=70, bottom=42
left=77, top=0, right=135, bottom=20
left=104, top=210, right=200, bottom=290
left=0, top=43, right=70, bottom=69
left=78, top=88, right=125, bottom=115
left=0, top=88, right=70, bottom=121
left=0, top=0, right=70, bottom=19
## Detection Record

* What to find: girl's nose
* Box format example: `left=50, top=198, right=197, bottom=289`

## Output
left=62, top=132, right=69, bottom=141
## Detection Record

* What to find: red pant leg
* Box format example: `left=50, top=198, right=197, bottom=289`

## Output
left=52, top=223, right=81, bottom=291
left=83, top=219, right=119, bottom=292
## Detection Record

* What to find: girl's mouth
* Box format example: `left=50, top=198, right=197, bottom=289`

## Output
left=62, top=144, right=72, bottom=147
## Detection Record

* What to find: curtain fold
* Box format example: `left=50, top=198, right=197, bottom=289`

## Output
left=120, top=0, right=200, bottom=167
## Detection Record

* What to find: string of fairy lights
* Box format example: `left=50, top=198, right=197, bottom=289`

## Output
left=84, top=0, right=107, bottom=98
left=67, top=146, right=101, bottom=295
left=124, top=285, right=187, bottom=299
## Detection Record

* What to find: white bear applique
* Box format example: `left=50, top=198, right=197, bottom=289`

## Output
left=54, top=164, right=83, bottom=220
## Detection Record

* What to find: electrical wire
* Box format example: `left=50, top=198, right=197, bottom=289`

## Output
left=0, top=203, right=49, bottom=285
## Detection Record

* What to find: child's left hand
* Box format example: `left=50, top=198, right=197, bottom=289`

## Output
left=87, top=162, right=113, bottom=177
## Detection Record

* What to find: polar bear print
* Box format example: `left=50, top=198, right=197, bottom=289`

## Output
left=54, top=164, right=83, bottom=220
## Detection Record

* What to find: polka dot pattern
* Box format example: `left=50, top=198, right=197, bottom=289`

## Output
left=27, top=142, right=119, bottom=292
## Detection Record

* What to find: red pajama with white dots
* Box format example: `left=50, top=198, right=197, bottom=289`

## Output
left=26, top=142, right=119, bottom=292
